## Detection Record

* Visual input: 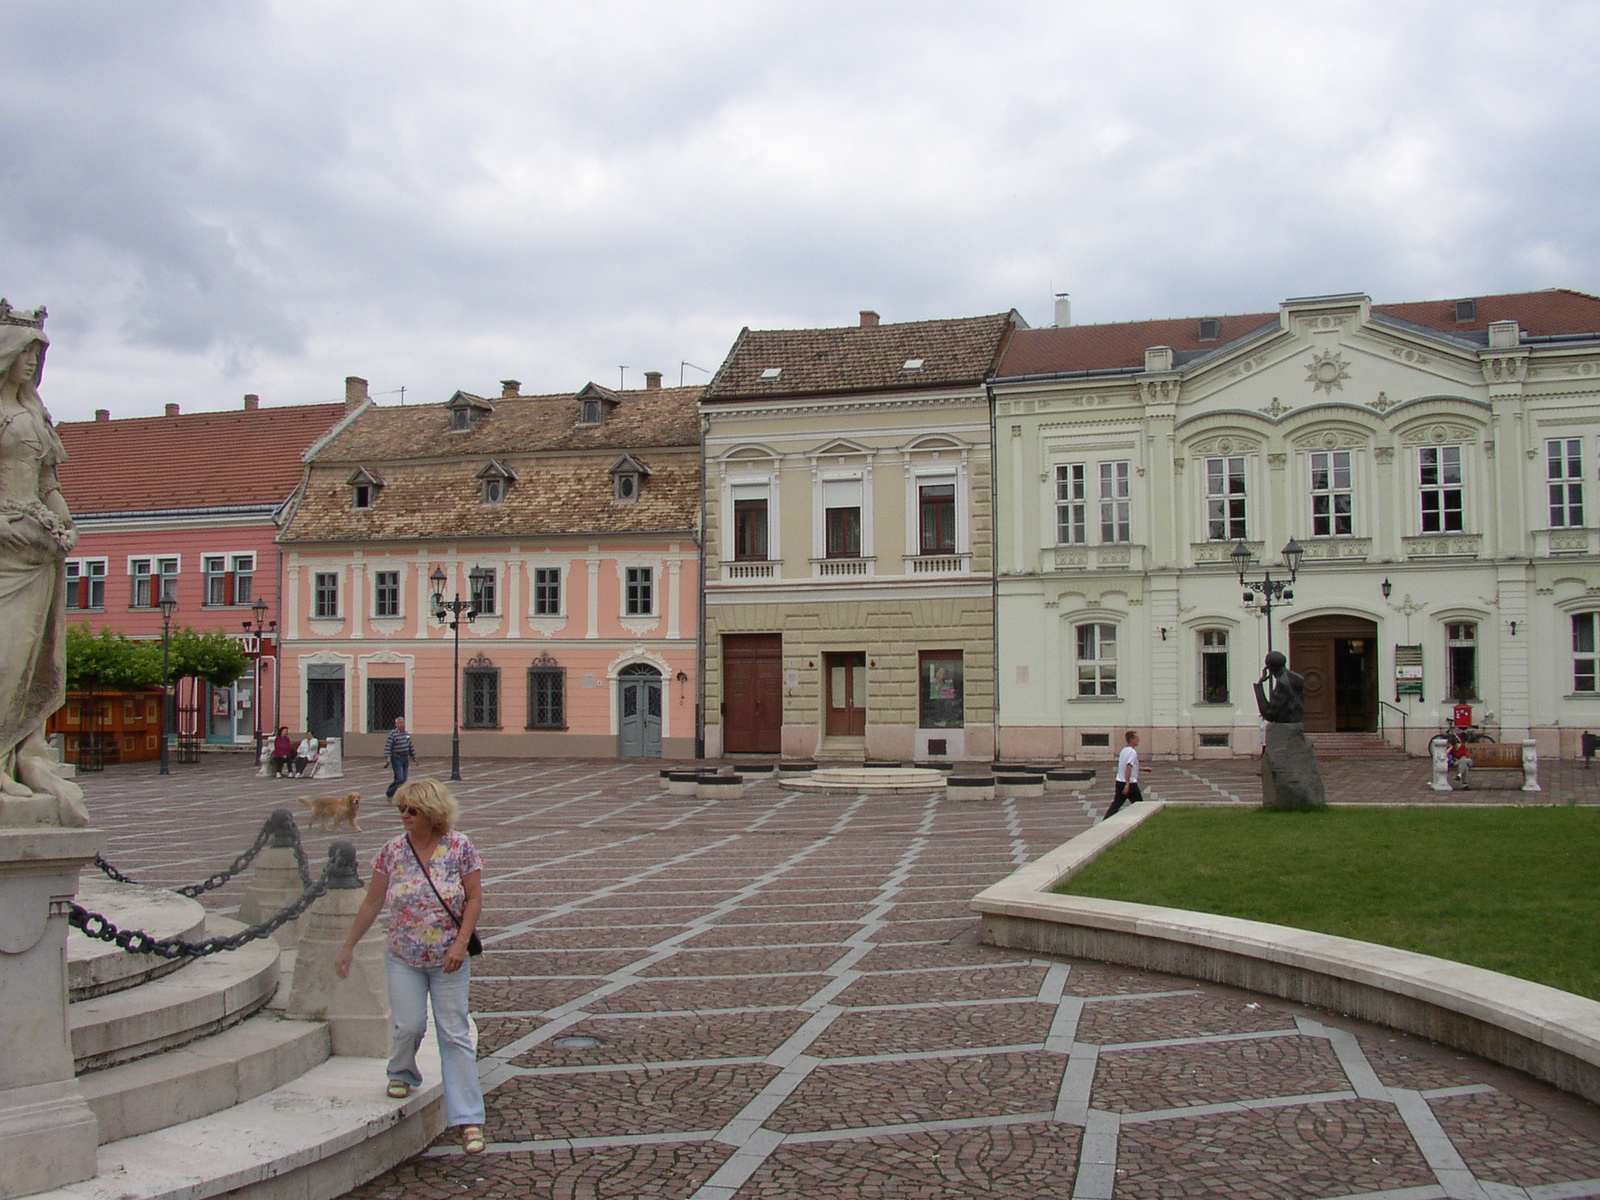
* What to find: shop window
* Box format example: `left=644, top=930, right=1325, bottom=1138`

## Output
left=918, top=651, right=964, bottom=728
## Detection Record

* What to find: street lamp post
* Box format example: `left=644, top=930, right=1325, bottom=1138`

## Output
left=430, top=565, right=489, bottom=782
left=243, top=597, right=270, bottom=765
left=158, top=595, right=177, bottom=775
left=1231, top=538, right=1306, bottom=657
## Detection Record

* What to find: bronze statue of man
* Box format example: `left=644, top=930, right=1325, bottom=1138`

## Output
left=1253, top=650, right=1305, bottom=725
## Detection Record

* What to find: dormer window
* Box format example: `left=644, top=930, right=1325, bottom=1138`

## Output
left=759, top=367, right=782, bottom=381
left=347, top=467, right=384, bottom=510
left=1198, top=318, right=1221, bottom=341
left=581, top=400, right=603, bottom=424
left=574, top=382, right=620, bottom=426
left=475, top=459, right=519, bottom=506
left=445, top=391, right=494, bottom=433
left=610, top=454, right=650, bottom=505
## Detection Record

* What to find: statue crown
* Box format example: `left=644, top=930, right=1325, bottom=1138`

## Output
left=0, top=299, right=47, bottom=330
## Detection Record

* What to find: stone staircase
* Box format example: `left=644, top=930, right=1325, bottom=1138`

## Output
left=1306, top=731, right=1413, bottom=760
left=28, top=878, right=444, bottom=1200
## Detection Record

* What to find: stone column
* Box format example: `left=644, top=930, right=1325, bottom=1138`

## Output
left=237, top=810, right=307, bottom=949
left=285, top=842, right=389, bottom=1057
left=0, top=828, right=105, bottom=1199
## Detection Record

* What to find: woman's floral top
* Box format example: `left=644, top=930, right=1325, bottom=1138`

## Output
left=372, top=831, right=484, bottom=968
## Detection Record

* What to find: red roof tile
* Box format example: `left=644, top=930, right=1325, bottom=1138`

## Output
left=997, top=289, right=1600, bottom=378
left=56, top=404, right=348, bottom=515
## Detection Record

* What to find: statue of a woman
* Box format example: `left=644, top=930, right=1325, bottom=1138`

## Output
left=0, top=302, right=89, bottom=826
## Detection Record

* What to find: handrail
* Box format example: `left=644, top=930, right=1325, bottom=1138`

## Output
left=1376, top=699, right=1407, bottom=753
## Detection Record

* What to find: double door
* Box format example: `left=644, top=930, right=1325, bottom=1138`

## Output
left=619, top=667, right=662, bottom=757
left=724, top=635, right=782, bottom=754
left=1289, top=615, right=1378, bottom=732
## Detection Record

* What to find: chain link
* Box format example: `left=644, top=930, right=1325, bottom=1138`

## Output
left=92, top=809, right=309, bottom=895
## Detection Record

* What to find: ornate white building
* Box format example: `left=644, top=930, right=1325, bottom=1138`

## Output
left=990, top=289, right=1600, bottom=760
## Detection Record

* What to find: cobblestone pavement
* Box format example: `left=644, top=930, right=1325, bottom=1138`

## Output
left=78, top=754, right=1600, bottom=1200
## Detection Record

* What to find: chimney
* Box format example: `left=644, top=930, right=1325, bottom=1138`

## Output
left=1144, top=346, right=1174, bottom=373
left=243, top=393, right=259, bottom=411
left=165, top=403, right=179, bottom=417
left=643, top=370, right=662, bottom=390
left=500, top=379, right=521, bottom=398
left=859, top=310, right=879, bottom=327
left=95, top=409, right=110, bottom=422
left=344, top=376, right=369, bottom=411
left=1054, top=293, right=1073, bottom=328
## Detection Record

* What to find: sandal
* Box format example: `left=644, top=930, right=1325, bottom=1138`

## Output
left=386, top=1080, right=411, bottom=1099
left=461, top=1125, right=485, bottom=1155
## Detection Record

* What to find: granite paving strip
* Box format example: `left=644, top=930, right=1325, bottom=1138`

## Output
left=74, top=756, right=1600, bottom=1200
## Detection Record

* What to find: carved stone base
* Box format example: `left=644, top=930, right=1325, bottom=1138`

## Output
left=1261, top=723, right=1327, bottom=810
left=0, top=827, right=105, bottom=1199
left=285, top=888, right=390, bottom=1057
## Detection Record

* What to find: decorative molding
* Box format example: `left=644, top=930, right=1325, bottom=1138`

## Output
left=529, top=651, right=560, bottom=668
left=1402, top=534, right=1483, bottom=558
left=1192, top=541, right=1260, bottom=563
left=1260, top=397, right=1292, bottom=418
left=1268, top=453, right=1286, bottom=471
left=465, top=652, right=495, bottom=670
left=1301, top=538, right=1371, bottom=560
left=1480, top=354, right=1528, bottom=385
left=1390, top=346, right=1432, bottom=366
left=1139, top=378, right=1180, bottom=405
left=1399, top=422, right=1477, bottom=446
left=1374, top=446, right=1395, bottom=464
left=1290, top=429, right=1369, bottom=452
left=1368, top=392, right=1395, bottom=412
left=1305, top=350, right=1351, bottom=395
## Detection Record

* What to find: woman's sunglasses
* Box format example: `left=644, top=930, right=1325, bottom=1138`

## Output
left=396, top=805, right=422, bottom=817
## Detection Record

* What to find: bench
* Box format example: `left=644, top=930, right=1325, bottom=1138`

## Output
left=1430, top=738, right=1540, bottom=792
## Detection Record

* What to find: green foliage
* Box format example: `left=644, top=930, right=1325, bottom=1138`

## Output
left=64, top=626, right=161, bottom=690
left=167, top=627, right=251, bottom=688
left=1059, top=806, right=1600, bottom=1001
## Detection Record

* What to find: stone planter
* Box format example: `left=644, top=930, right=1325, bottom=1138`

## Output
left=945, top=775, right=996, bottom=801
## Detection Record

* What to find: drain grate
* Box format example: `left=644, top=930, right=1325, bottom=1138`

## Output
left=551, top=1035, right=605, bottom=1049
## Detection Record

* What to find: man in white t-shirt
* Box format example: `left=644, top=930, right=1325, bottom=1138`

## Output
left=1104, top=730, right=1142, bottom=819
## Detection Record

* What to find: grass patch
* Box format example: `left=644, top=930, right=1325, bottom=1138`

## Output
left=1058, top=806, right=1600, bottom=1001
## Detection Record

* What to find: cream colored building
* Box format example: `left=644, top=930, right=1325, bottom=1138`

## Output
left=991, top=289, right=1600, bottom=760
left=700, top=311, right=1017, bottom=762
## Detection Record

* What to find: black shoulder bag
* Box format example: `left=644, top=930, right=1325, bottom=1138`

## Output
left=406, top=837, right=483, bottom=956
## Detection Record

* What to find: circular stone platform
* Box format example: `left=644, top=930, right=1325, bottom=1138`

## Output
left=68, top=875, right=206, bottom=999
left=777, top=766, right=947, bottom=793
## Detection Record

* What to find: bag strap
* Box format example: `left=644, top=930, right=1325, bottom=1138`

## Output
left=406, top=836, right=465, bottom=929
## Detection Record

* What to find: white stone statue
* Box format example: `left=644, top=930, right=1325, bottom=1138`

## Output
left=0, top=302, right=89, bottom=827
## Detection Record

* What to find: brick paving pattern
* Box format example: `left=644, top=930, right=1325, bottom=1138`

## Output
left=76, top=752, right=1600, bottom=1199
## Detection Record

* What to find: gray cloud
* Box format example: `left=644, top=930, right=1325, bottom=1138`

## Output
left=1, top=0, right=1596, bottom=420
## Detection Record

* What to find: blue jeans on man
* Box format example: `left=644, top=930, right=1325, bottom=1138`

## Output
left=386, top=755, right=410, bottom=799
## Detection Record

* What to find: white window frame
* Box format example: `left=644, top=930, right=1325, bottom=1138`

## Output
left=1205, top=456, right=1248, bottom=541
left=1056, top=464, right=1086, bottom=545
left=1445, top=621, right=1478, bottom=702
left=625, top=566, right=654, bottom=616
left=128, top=557, right=154, bottom=608
left=313, top=571, right=340, bottom=620
left=1075, top=621, right=1119, bottom=697
left=1547, top=438, right=1585, bottom=528
left=65, top=558, right=107, bottom=610
left=472, top=567, right=498, bottom=616
left=815, top=472, right=870, bottom=560
left=725, top=475, right=778, bottom=564
left=906, top=464, right=965, bottom=558
left=532, top=566, right=562, bottom=616
left=1575, top=613, right=1598, bottom=694
left=1310, top=450, right=1354, bottom=537
left=1419, top=444, right=1465, bottom=533
left=1099, top=461, right=1131, bottom=544
left=1198, top=629, right=1230, bottom=704
left=373, top=569, right=401, bottom=618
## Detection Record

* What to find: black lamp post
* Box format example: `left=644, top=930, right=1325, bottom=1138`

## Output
left=431, top=565, right=489, bottom=782
left=243, top=597, right=270, bottom=765
left=1231, top=538, right=1305, bottom=657
left=158, top=595, right=177, bottom=775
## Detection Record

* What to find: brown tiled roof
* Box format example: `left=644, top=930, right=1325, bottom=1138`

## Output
left=320, top=385, right=701, bottom=459
left=997, top=289, right=1600, bottom=378
left=280, top=385, right=703, bottom=543
left=56, top=403, right=348, bottom=515
left=701, top=313, right=1017, bottom=403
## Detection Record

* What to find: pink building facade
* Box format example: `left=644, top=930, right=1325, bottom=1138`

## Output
left=276, top=379, right=703, bottom=759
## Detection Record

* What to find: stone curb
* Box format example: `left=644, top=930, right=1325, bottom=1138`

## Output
left=971, top=799, right=1600, bottom=1106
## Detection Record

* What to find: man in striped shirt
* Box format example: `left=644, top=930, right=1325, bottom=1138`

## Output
left=384, top=718, right=417, bottom=799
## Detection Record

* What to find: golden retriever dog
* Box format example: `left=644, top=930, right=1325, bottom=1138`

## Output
left=297, top=791, right=362, bottom=833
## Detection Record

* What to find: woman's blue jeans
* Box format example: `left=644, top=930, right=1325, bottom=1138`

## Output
left=384, top=953, right=484, bottom=1127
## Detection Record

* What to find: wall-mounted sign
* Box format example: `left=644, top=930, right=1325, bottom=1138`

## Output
left=1394, top=644, right=1424, bottom=698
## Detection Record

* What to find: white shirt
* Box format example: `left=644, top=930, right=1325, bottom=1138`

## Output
left=1116, top=745, right=1139, bottom=784
left=297, top=737, right=319, bottom=759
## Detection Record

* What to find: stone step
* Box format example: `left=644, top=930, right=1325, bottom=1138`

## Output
left=69, top=879, right=208, bottom=1001
left=70, top=918, right=281, bottom=1073
left=77, top=1012, right=331, bottom=1144
left=1306, top=732, right=1411, bottom=760
left=31, top=1046, right=446, bottom=1200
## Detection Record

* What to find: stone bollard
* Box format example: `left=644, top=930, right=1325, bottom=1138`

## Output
left=995, top=773, right=1045, bottom=799
left=946, top=775, right=996, bottom=801
left=697, top=774, right=745, bottom=801
left=238, top=808, right=307, bottom=948
left=285, top=841, right=389, bottom=1056
left=1429, top=738, right=1453, bottom=792
left=310, top=737, right=344, bottom=780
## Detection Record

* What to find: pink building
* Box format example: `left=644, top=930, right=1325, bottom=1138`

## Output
left=55, top=389, right=359, bottom=747
left=276, top=377, right=702, bottom=759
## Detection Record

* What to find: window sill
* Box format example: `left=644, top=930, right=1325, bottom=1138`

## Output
left=525, top=725, right=569, bottom=732
left=1070, top=695, right=1124, bottom=704
left=462, top=725, right=503, bottom=732
left=1194, top=701, right=1235, bottom=708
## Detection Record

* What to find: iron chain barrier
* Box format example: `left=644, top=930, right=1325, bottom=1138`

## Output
left=71, top=810, right=361, bottom=960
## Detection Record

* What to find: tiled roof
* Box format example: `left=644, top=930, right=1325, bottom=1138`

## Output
left=997, top=289, right=1600, bottom=378
left=280, top=385, right=702, bottom=543
left=701, top=313, right=1017, bottom=403
left=319, top=385, right=701, bottom=460
left=56, top=403, right=348, bottom=515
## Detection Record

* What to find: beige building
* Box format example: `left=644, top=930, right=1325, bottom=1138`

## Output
left=699, top=311, right=1018, bottom=762
left=990, top=289, right=1600, bottom=760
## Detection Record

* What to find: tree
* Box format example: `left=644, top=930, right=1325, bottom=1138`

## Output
left=64, top=626, right=161, bottom=691
left=168, top=627, right=251, bottom=688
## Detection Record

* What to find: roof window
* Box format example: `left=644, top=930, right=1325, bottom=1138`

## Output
left=475, top=460, right=519, bottom=506
left=444, top=391, right=494, bottom=432
left=1455, top=298, right=1478, bottom=322
left=573, top=382, right=620, bottom=426
left=759, top=367, right=782, bottom=381
left=1197, top=318, right=1221, bottom=341
left=610, top=454, right=651, bottom=504
left=347, top=467, right=384, bottom=510
left=902, top=358, right=924, bottom=372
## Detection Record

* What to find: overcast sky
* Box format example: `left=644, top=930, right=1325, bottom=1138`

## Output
left=4, top=1, right=1597, bottom=422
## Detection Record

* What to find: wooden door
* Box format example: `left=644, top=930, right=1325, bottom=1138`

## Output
left=618, top=666, right=663, bottom=757
left=825, top=652, right=867, bottom=736
left=1289, top=615, right=1378, bottom=733
left=724, top=635, right=782, bottom=753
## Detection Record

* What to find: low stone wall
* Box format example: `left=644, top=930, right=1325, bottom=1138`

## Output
left=971, top=801, right=1600, bottom=1106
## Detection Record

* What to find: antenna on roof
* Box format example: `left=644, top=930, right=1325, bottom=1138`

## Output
left=619, top=366, right=627, bottom=390
left=680, top=361, right=709, bottom=386
left=372, top=385, right=408, bottom=406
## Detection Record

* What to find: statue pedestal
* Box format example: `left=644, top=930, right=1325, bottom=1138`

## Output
left=1261, top=723, right=1327, bottom=810
left=0, top=827, right=105, bottom=1199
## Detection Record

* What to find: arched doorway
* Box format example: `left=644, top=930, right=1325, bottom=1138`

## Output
left=1288, top=614, right=1378, bottom=733
left=618, top=663, right=663, bottom=758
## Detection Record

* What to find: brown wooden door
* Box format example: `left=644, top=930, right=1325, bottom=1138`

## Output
left=1294, top=635, right=1336, bottom=732
left=825, top=652, right=867, bottom=736
left=724, top=635, right=782, bottom=753
left=1289, top=615, right=1378, bottom=733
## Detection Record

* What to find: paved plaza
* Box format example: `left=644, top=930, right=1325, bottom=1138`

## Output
left=77, top=753, right=1600, bottom=1200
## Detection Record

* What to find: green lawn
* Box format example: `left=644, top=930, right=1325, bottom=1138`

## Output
left=1057, top=806, right=1600, bottom=1001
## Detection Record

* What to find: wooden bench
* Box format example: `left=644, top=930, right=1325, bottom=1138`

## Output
left=1430, top=738, right=1540, bottom=792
